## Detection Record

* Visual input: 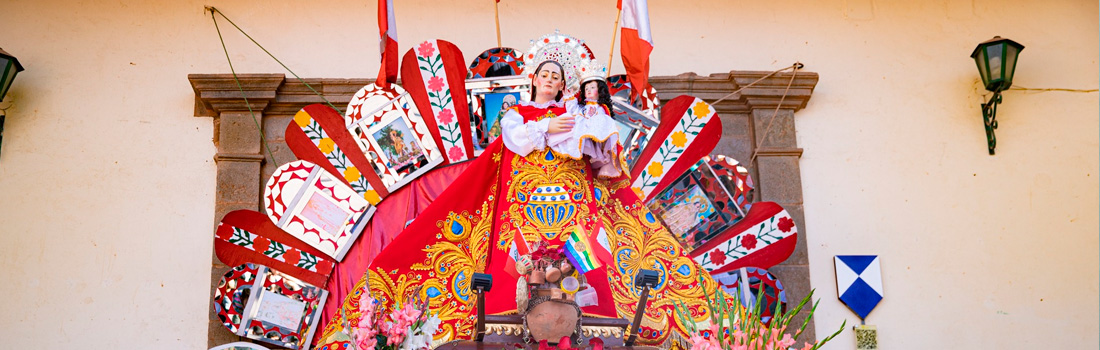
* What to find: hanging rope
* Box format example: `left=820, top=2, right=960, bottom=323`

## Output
left=210, top=8, right=278, bottom=165
left=207, top=7, right=344, bottom=114
left=749, top=63, right=801, bottom=163
left=709, top=62, right=802, bottom=106
left=1008, top=85, right=1098, bottom=93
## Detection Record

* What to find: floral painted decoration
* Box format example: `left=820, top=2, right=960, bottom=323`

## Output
left=414, top=40, right=468, bottom=163
left=632, top=98, right=716, bottom=200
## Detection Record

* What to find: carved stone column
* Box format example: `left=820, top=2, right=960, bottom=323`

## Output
left=737, top=70, right=817, bottom=341
left=652, top=70, right=819, bottom=340
left=189, top=73, right=284, bottom=346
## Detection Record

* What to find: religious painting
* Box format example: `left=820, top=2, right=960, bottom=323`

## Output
left=648, top=159, right=736, bottom=250
left=361, top=113, right=443, bottom=193
left=371, top=117, right=426, bottom=173
left=464, top=75, right=530, bottom=150
left=346, top=83, right=447, bottom=194
left=481, top=91, right=522, bottom=143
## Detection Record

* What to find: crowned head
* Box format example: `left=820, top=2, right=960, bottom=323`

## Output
left=523, top=31, right=592, bottom=94
left=578, top=58, right=607, bottom=85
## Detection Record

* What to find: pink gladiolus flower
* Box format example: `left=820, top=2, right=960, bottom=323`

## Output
left=384, top=321, right=408, bottom=346
left=355, top=327, right=378, bottom=349
left=778, top=333, right=796, bottom=349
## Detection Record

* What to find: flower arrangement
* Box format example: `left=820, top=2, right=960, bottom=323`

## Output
left=343, top=293, right=442, bottom=350
left=674, top=280, right=845, bottom=350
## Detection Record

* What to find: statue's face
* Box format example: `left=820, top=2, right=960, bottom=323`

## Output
left=534, top=64, right=564, bottom=95
left=584, top=81, right=599, bottom=100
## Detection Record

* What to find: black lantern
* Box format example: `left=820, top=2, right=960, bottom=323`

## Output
left=0, top=47, right=24, bottom=103
left=971, top=36, right=1023, bottom=155
left=0, top=47, right=20, bottom=161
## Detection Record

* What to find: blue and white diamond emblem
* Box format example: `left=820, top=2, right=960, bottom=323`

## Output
left=834, top=255, right=883, bottom=320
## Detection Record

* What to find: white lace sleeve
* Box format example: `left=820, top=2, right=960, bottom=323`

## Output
left=564, top=96, right=581, bottom=114
left=501, top=108, right=550, bottom=156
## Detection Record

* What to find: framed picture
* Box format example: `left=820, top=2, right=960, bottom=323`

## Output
left=363, top=113, right=443, bottom=192
left=481, top=91, right=522, bottom=143
left=233, top=264, right=328, bottom=350
left=264, top=160, right=373, bottom=261
left=465, top=75, right=530, bottom=149
left=647, top=159, right=739, bottom=250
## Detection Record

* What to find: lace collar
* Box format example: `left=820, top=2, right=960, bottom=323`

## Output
left=518, top=99, right=565, bottom=109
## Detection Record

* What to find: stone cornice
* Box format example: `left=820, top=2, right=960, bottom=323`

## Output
left=189, top=71, right=818, bottom=117
left=188, top=73, right=285, bottom=116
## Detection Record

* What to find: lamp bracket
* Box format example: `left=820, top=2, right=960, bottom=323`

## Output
left=981, top=91, right=1002, bottom=155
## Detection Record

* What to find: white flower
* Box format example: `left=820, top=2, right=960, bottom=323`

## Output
left=400, top=326, right=432, bottom=350
left=421, top=314, right=442, bottom=335
left=399, top=314, right=441, bottom=350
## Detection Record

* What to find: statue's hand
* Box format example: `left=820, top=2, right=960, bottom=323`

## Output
left=548, top=114, right=576, bottom=134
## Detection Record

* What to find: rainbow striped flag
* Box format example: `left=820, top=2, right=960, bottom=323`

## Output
left=564, top=226, right=601, bottom=274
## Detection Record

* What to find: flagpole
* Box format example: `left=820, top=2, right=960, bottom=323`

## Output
left=494, top=0, right=502, bottom=47
left=607, top=9, right=621, bottom=77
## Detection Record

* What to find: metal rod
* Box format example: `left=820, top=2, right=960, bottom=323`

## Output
left=494, top=0, right=502, bottom=48
left=607, top=9, right=621, bottom=77
left=625, top=285, right=649, bottom=346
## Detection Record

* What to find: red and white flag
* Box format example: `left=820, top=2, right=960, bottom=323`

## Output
left=504, top=229, right=531, bottom=278
left=619, top=0, right=653, bottom=98
left=377, top=0, right=398, bottom=88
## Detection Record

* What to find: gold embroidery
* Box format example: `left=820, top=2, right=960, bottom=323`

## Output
left=600, top=197, right=717, bottom=345
left=504, top=149, right=594, bottom=244
left=320, top=174, right=500, bottom=345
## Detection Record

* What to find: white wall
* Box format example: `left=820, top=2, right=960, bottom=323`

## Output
left=0, top=0, right=1094, bottom=348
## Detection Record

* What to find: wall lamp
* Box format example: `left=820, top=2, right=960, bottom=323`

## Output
left=971, top=36, right=1024, bottom=155
left=0, top=47, right=25, bottom=160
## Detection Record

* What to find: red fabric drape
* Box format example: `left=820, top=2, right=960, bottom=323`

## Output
left=317, top=160, right=472, bottom=332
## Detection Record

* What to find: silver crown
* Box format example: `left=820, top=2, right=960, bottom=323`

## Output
left=578, top=58, right=608, bottom=84
left=523, top=30, right=593, bottom=90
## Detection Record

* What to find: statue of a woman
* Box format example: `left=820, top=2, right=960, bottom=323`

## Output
left=316, top=48, right=718, bottom=350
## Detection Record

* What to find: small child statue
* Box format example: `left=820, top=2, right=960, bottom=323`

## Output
left=547, top=59, right=626, bottom=178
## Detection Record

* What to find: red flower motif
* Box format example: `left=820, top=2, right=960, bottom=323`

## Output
left=778, top=217, right=795, bottom=233
left=316, top=259, right=333, bottom=272
left=437, top=108, right=454, bottom=124
left=448, top=146, right=464, bottom=161
left=417, top=41, right=435, bottom=57
left=252, top=236, right=271, bottom=254
left=282, top=249, right=301, bottom=266
left=427, top=76, right=445, bottom=92
left=709, top=249, right=727, bottom=266
left=215, top=226, right=234, bottom=241
left=741, top=234, right=758, bottom=250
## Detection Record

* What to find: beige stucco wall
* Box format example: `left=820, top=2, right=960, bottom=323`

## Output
left=0, top=0, right=1095, bottom=349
